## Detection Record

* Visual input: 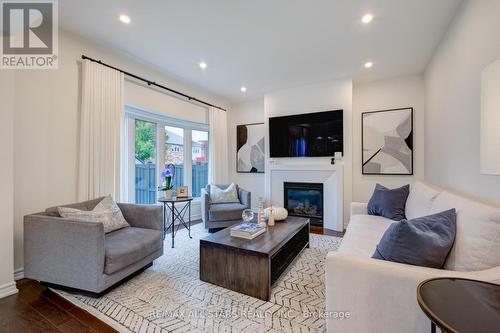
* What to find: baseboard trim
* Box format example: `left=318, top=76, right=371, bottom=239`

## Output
left=0, top=281, right=18, bottom=299
left=14, top=267, right=24, bottom=281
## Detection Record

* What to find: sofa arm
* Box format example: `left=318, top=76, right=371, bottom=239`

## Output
left=325, top=252, right=498, bottom=333
left=24, top=214, right=105, bottom=291
left=238, top=188, right=251, bottom=209
left=350, top=202, right=368, bottom=216
left=200, top=188, right=209, bottom=223
left=117, top=203, right=163, bottom=231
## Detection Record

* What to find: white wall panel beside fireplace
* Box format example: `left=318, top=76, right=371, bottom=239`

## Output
left=268, top=163, right=344, bottom=232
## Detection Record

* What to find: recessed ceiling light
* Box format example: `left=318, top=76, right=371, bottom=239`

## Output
left=240, top=86, right=247, bottom=92
left=119, top=14, right=131, bottom=24
left=199, top=61, right=207, bottom=69
left=361, top=13, right=374, bottom=24
left=364, top=61, right=374, bottom=68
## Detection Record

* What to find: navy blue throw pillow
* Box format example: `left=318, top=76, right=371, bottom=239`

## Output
left=372, top=209, right=457, bottom=269
left=367, top=184, right=410, bottom=221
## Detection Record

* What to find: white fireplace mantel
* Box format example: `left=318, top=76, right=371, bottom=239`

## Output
left=268, top=163, right=342, bottom=172
left=266, top=162, right=344, bottom=231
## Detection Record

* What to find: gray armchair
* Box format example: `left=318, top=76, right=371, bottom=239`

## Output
left=24, top=197, right=163, bottom=296
left=201, top=184, right=251, bottom=232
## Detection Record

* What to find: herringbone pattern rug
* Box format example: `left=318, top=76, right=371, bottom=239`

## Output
left=56, top=224, right=341, bottom=333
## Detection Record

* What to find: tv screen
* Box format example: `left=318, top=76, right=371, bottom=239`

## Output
left=269, top=110, right=343, bottom=158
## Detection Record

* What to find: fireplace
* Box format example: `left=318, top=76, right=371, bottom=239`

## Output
left=284, top=182, right=324, bottom=226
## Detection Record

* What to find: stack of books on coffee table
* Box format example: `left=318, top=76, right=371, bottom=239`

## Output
left=230, top=222, right=266, bottom=240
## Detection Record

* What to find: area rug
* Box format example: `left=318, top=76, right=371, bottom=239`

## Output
left=55, top=224, right=342, bottom=333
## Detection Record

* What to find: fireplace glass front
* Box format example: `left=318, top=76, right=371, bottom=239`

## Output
left=284, top=182, right=323, bottom=226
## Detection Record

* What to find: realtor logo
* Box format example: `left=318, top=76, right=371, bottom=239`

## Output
left=1, top=0, right=58, bottom=69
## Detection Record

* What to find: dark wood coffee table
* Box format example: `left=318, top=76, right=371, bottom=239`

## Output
left=417, top=277, right=500, bottom=333
left=200, top=217, right=310, bottom=301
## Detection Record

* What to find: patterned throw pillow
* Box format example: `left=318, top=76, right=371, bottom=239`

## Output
left=58, top=196, right=130, bottom=233
left=209, top=183, right=240, bottom=204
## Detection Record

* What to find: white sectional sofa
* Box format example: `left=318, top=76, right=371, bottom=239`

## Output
left=325, top=182, right=500, bottom=333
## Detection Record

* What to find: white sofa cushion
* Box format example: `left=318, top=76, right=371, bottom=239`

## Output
left=339, top=214, right=395, bottom=258
left=405, top=181, right=441, bottom=220
left=430, top=191, right=500, bottom=271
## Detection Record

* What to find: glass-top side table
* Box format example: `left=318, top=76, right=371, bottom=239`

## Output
left=417, top=277, right=500, bottom=333
left=158, top=197, right=193, bottom=248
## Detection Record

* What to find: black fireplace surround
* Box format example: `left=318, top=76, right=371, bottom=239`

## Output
left=284, top=182, right=324, bottom=226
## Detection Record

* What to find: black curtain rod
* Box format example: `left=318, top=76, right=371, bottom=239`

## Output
left=81, top=55, right=227, bottom=112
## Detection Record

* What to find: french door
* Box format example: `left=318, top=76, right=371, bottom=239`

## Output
left=124, top=106, right=209, bottom=204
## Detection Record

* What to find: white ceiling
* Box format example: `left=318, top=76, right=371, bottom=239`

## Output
left=59, top=0, right=462, bottom=103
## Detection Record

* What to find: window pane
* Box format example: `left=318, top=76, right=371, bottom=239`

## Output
left=135, top=120, right=157, bottom=204
left=164, top=126, right=184, bottom=190
left=192, top=130, right=209, bottom=197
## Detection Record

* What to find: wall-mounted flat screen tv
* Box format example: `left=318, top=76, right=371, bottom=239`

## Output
left=269, top=110, right=343, bottom=158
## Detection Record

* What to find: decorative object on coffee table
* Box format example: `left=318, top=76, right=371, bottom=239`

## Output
left=159, top=164, right=175, bottom=200
left=230, top=222, right=266, bottom=239
left=417, top=277, right=500, bottom=333
left=241, top=209, right=254, bottom=222
left=264, top=206, right=288, bottom=221
left=268, top=207, right=275, bottom=226
left=200, top=216, right=310, bottom=300
left=258, top=197, right=266, bottom=226
left=158, top=196, right=193, bottom=248
left=362, top=107, right=413, bottom=175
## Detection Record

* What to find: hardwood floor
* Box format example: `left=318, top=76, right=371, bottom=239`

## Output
left=1, top=222, right=342, bottom=332
left=0, top=279, right=117, bottom=333
left=310, top=225, right=345, bottom=237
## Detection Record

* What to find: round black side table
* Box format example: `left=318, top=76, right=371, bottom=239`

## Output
left=417, top=277, right=500, bottom=333
left=158, top=196, right=193, bottom=248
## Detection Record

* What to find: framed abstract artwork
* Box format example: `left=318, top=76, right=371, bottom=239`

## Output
left=362, top=107, right=413, bottom=175
left=237, top=123, right=265, bottom=173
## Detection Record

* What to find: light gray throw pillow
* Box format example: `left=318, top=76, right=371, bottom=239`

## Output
left=209, top=183, right=240, bottom=204
left=58, top=196, right=130, bottom=233
left=372, top=209, right=457, bottom=269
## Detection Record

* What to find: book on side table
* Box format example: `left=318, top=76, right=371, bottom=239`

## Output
left=230, top=222, right=266, bottom=239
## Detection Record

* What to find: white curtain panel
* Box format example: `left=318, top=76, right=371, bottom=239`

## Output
left=208, top=107, right=229, bottom=184
left=78, top=59, right=124, bottom=201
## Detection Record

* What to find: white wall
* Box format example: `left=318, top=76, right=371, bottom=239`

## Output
left=229, top=76, right=426, bottom=222
left=12, top=29, right=231, bottom=272
left=227, top=99, right=265, bottom=209
left=352, top=75, right=425, bottom=202
left=264, top=80, right=353, bottom=225
left=0, top=72, right=17, bottom=298
left=425, top=0, right=500, bottom=204
left=125, top=80, right=208, bottom=124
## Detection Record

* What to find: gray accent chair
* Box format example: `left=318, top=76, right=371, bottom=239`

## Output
left=201, top=184, right=251, bottom=231
left=24, top=197, right=163, bottom=296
